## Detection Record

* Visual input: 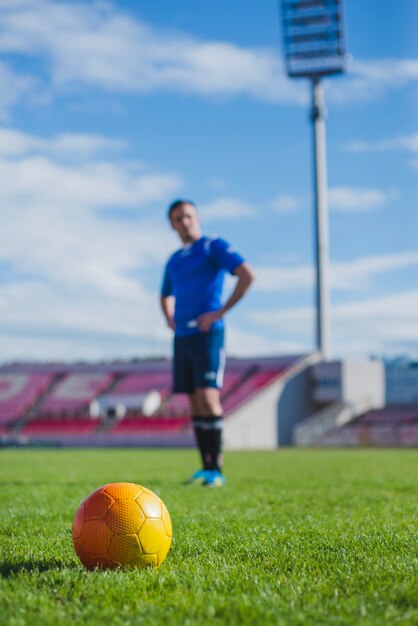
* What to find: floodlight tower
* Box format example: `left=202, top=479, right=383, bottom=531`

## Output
left=280, top=0, right=347, bottom=360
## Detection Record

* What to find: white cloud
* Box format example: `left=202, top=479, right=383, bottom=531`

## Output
left=267, top=187, right=394, bottom=215
left=0, top=61, right=38, bottom=120
left=344, top=141, right=370, bottom=153
left=0, top=145, right=181, bottom=214
left=0, top=278, right=171, bottom=362
left=328, top=58, right=418, bottom=104
left=333, top=290, right=418, bottom=356
left=255, top=265, right=313, bottom=292
left=250, top=306, right=311, bottom=335
left=207, top=178, right=229, bottom=192
left=344, top=132, right=418, bottom=155
left=331, top=253, right=418, bottom=290
left=249, top=290, right=418, bottom=358
left=255, top=251, right=418, bottom=293
left=0, top=126, right=127, bottom=160
left=0, top=0, right=304, bottom=109
left=0, top=127, right=186, bottom=360
left=199, top=197, right=257, bottom=220
left=226, top=325, right=305, bottom=358
left=0, top=1, right=416, bottom=116
left=270, top=194, right=300, bottom=214
left=328, top=186, right=396, bottom=212
left=352, top=58, right=418, bottom=88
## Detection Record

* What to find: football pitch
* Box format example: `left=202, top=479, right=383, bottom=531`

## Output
left=0, top=448, right=417, bottom=626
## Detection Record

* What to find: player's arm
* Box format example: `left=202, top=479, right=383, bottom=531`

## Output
left=160, top=295, right=176, bottom=331
left=220, top=262, right=255, bottom=315
left=197, top=262, right=255, bottom=332
left=160, top=263, right=176, bottom=331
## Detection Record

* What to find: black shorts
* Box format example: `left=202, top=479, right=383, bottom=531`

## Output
left=173, top=327, right=225, bottom=393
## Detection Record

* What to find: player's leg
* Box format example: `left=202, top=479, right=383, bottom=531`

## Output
left=196, top=386, right=223, bottom=416
left=187, top=391, right=211, bottom=478
left=195, top=387, right=224, bottom=474
left=193, top=328, right=226, bottom=486
left=173, top=337, right=207, bottom=482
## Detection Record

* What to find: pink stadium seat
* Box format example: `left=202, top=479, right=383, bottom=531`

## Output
left=22, top=419, right=97, bottom=435
left=319, top=404, right=418, bottom=447
left=160, top=393, right=190, bottom=416
left=38, top=373, right=114, bottom=415
left=399, top=424, right=418, bottom=446
left=111, top=372, right=172, bottom=394
left=0, top=372, right=54, bottom=425
left=222, top=369, right=286, bottom=415
left=111, top=416, right=189, bottom=433
left=0, top=356, right=302, bottom=440
left=356, top=406, right=418, bottom=425
left=220, top=371, right=241, bottom=396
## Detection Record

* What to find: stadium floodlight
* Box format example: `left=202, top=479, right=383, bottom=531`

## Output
left=281, top=0, right=346, bottom=79
left=279, top=0, right=347, bottom=360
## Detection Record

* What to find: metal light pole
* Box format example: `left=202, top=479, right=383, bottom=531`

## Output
left=280, top=0, right=347, bottom=360
left=311, top=77, right=330, bottom=358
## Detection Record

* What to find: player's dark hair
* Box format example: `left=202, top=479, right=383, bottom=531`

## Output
left=167, top=199, right=196, bottom=220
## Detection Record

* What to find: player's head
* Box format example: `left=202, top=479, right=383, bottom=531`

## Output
left=167, top=199, right=201, bottom=243
left=167, top=199, right=197, bottom=220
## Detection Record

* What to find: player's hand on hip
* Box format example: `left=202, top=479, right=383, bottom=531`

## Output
left=167, top=318, right=176, bottom=331
left=197, top=310, right=222, bottom=333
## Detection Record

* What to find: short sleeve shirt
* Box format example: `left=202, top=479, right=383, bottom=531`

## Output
left=161, top=236, right=245, bottom=336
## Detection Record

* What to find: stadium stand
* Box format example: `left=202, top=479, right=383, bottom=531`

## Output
left=37, top=372, right=115, bottom=416
left=160, top=393, right=191, bottom=416
left=222, top=369, right=286, bottom=415
left=110, top=371, right=171, bottom=395
left=21, top=419, right=98, bottom=436
left=356, top=406, right=418, bottom=425
left=0, top=356, right=303, bottom=447
left=316, top=405, right=418, bottom=447
left=0, top=372, right=55, bottom=425
left=220, top=371, right=241, bottom=396
left=111, top=417, right=189, bottom=434
left=2, top=355, right=415, bottom=448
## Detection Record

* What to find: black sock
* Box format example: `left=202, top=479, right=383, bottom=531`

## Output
left=205, top=416, right=223, bottom=473
left=192, top=416, right=210, bottom=470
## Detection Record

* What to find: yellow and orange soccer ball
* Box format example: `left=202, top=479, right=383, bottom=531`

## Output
left=72, top=482, right=172, bottom=569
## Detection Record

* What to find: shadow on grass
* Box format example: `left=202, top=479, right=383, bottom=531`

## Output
left=0, top=559, right=78, bottom=578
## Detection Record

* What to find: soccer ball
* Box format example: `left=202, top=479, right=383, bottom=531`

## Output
left=72, top=482, right=172, bottom=569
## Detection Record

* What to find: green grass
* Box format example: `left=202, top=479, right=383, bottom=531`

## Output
left=0, top=448, right=417, bottom=626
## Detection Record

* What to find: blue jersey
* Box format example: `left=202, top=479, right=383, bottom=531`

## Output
left=161, top=236, right=245, bottom=336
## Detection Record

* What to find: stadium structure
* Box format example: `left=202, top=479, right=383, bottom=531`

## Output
left=3, top=3, right=415, bottom=449
left=1, top=354, right=417, bottom=449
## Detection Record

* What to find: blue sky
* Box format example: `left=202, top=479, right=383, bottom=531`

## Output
left=0, top=0, right=417, bottom=362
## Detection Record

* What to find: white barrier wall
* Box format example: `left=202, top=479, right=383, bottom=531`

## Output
left=223, top=354, right=319, bottom=450
left=312, top=359, right=385, bottom=409
left=223, top=377, right=283, bottom=450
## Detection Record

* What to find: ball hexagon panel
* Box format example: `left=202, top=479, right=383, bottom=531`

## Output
left=139, top=518, right=168, bottom=554
left=156, top=535, right=172, bottom=566
left=108, top=534, right=142, bottom=567
left=106, top=499, right=145, bottom=534
left=136, top=490, right=162, bottom=519
left=74, top=539, right=113, bottom=569
left=79, top=518, right=113, bottom=556
left=72, top=503, right=85, bottom=540
left=138, top=553, right=158, bottom=568
left=84, top=489, right=114, bottom=519
left=103, top=482, right=143, bottom=501
left=161, top=504, right=173, bottom=537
